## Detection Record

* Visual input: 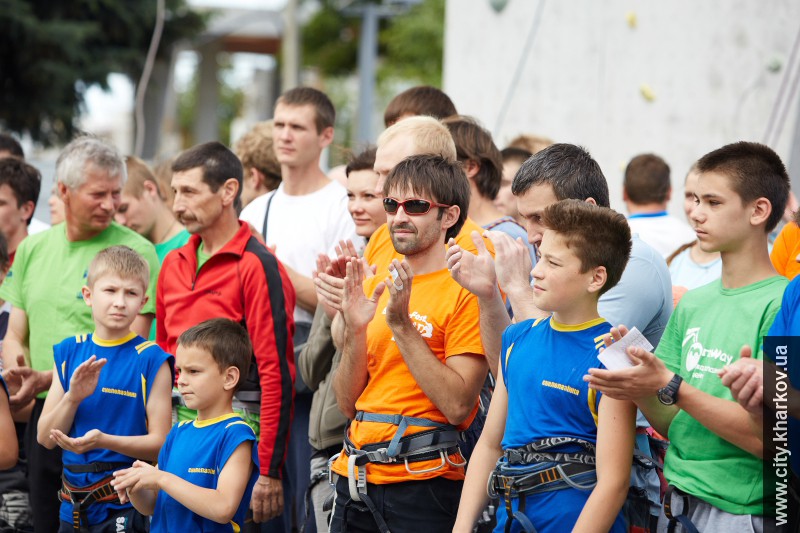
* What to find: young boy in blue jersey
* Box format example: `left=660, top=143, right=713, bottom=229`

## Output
left=454, top=199, right=637, bottom=533
left=37, top=245, right=174, bottom=532
left=587, top=141, right=790, bottom=532
left=112, top=318, right=259, bottom=533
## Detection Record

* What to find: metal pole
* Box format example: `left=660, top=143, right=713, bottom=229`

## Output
left=356, top=2, right=379, bottom=143
left=281, top=0, right=301, bottom=91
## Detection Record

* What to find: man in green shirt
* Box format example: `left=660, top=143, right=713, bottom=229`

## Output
left=0, top=137, right=159, bottom=533
left=586, top=141, right=789, bottom=532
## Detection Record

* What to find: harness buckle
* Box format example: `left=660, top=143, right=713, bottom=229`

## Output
left=404, top=449, right=446, bottom=474
left=487, top=470, right=499, bottom=499
left=445, top=450, right=467, bottom=468
left=365, top=448, right=393, bottom=464
left=347, top=454, right=362, bottom=502
left=327, top=452, right=340, bottom=486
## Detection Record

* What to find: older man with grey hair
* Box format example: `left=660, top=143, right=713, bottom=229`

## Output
left=0, top=136, right=159, bottom=533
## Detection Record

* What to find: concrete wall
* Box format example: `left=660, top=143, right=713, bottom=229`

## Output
left=443, top=0, right=800, bottom=215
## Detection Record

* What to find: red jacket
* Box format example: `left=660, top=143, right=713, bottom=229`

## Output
left=157, top=221, right=296, bottom=478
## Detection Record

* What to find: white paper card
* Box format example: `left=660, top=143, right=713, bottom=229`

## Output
left=598, top=327, right=654, bottom=370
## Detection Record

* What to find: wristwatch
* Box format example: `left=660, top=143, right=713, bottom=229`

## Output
left=657, top=374, right=683, bottom=405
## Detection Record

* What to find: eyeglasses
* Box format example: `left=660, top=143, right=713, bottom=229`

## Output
left=383, top=197, right=451, bottom=215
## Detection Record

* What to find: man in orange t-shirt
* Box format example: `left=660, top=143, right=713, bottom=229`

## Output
left=329, top=155, right=488, bottom=533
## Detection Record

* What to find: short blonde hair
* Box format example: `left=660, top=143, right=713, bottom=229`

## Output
left=235, top=120, right=282, bottom=191
left=123, top=156, right=161, bottom=199
left=87, top=246, right=150, bottom=291
left=377, top=116, right=457, bottom=162
left=507, top=134, right=554, bottom=155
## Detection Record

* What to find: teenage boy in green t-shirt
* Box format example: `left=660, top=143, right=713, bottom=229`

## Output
left=586, top=141, right=789, bottom=532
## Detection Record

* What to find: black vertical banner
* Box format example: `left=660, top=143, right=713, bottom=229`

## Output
left=763, top=336, right=799, bottom=533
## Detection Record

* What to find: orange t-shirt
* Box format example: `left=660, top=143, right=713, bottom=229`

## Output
left=364, top=217, right=497, bottom=278
left=330, top=268, right=485, bottom=484
left=771, top=222, right=800, bottom=280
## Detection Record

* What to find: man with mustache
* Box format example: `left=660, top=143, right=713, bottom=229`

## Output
left=155, top=141, right=297, bottom=528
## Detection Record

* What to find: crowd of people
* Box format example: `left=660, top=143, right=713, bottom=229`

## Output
left=0, top=83, right=797, bottom=533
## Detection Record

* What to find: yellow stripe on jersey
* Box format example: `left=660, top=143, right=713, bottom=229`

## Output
left=504, top=342, right=515, bottom=370
left=141, top=375, right=147, bottom=408
left=136, top=341, right=157, bottom=354
left=587, top=387, right=599, bottom=426
left=225, top=420, right=253, bottom=432
left=594, top=332, right=606, bottom=351
left=61, top=361, right=67, bottom=381
left=550, top=317, right=606, bottom=332
left=231, top=520, right=241, bottom=533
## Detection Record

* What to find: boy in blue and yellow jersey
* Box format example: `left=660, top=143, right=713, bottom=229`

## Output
left=37, top=246, right=174, bottom=532
left=454, top=200, right=638, bottom=533
left=112, top=318, right=259, bottom=533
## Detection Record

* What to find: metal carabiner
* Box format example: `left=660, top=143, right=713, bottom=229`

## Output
left=404, top=450, right=446, bottom=474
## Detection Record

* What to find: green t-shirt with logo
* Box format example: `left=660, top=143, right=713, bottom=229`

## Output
left=656, top=275, right=787, bottom=515
left=0, top=222, right=160, bottom=396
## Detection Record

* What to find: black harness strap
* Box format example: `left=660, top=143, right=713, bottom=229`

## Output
left=59, top=476, right=122, bottom=531
left=663, top=485, right=700, bottom=533
left=493, top=437, right=598, bottom=533
left=60, top=462, right=128, bottom=531
left=64, top=461, right=128, bottom=474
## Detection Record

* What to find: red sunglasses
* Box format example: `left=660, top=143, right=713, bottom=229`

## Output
left=383, top=197, right=451, bottom=215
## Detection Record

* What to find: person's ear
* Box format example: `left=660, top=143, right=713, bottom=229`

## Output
left=319, top=126, right=334, bottom=148
left=250, top=168, right=267, bottom=192
left=441, top=205, right=461, bottom=231
left=221, top=178, right=240, bottom=207
left=58, top=182, right=69, bottom=204
left=81, top=285, right=92, bottom=306
left=587, top=266, right=607, bottom=294
left=143, top=180, right=161, bottom=201
left=463, top=159, right=480, bottom=180
left=750, top=197, right=772, bottom=227
left=19, top=200, right=34, bottom=222
left=584, top=197, right=598, bottom=206
left=223, top=365, right=241, bottom=391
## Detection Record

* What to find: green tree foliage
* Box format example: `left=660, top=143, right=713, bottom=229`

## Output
left=302, top=0, right=444, bottom=86
left=379, top=0, right=444, bottom=86
left=0, top=0, right=205, bottom=145
left=303, top=2, right=360, bottom=76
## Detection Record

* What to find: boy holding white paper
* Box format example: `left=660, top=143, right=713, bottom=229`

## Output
left=454, top=199, right=637, bottom=533
left=586, top=142, right=789, bottom=532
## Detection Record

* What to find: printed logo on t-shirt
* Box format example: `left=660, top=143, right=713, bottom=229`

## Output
left=382, top=307, right=434, bottom=340
left=188, top=467, right=216, bottom=475
left=409, top=311, right=433, bottom=338
left=682, top=327, right=734, bottom=379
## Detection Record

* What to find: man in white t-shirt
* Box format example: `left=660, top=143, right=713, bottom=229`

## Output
left=239, top=87, right=359, bottom=533
left=623, top=153, right=695, bottom=258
